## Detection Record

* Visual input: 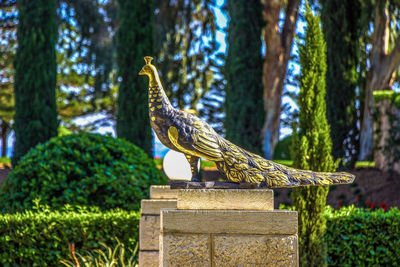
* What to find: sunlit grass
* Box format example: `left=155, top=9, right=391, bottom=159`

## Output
left=0, top=157, right=11, bottom=165
left=355, top=161, right=375, bottom=168
left=273, top=159, right=293, bottom=166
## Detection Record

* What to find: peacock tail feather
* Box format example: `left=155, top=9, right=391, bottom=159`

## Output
left=215, top=137, right=355, bottom=187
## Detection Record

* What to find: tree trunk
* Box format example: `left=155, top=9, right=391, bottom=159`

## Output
left=260, top=0, right=300, bottom=159
left=1, top=123, right=7, bottom=157
left=359, top=2, right=400, bottom=160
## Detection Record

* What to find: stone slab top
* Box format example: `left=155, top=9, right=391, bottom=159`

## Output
left=177, top=189, right=273, bottom=210
left=160, top=209, right=298, bottom=235
left=141, top=199, right=177, bottom=215
left=150, top=185, right=179, bottom=199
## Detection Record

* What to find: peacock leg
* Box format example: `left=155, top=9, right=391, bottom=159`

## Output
left=185, top=154, right=200, bottom=182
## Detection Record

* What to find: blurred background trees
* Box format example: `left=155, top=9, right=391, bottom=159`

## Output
left=225, top=0, right=264, bottom=155
left=116, top=0, right=154, bottom=155
left=320, top=0, right=363, bottom=168
left=260, top=0, right=300, bottom=159
left=0, top=0, right=399, bottom=170
left=12, top=0, right=58, bottom=165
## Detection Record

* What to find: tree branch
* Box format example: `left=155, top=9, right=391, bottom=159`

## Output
left=281, top=0, right=300, bottom=52
left=370, top=2, right=389, bottom=62
left=382, top=37, right=400, bottom=88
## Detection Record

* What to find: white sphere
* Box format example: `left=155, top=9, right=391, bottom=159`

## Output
left=162, top=150, right=200, bottom=180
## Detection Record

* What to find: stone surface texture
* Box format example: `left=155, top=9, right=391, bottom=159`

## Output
left=177, top=189, right=273, bottom=210
left=139, top=251, right=159, bottom=267
left=139, top=185, right=178, bottom=267
left=150, top=185, right=179, bottom=199
left=141, top=199, right=177, bottom=215
left=159, top=189, right=298, bottom=267
left=139, top=215, right=160, bottom=250
left=161, top=209, right=297, bottom=235
left=213, top=234, right=298, bottom=266
left=160, top=234, right=211, bottom=267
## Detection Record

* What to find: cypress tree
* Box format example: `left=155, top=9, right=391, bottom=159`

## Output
left=321, top=0, right=361, bottom=167
left=291, top=4, right=338, bottom=266
left=225, top=0, right=264, bottom=155
left=13, top=0, right=58, bottom=165
left=116, top=0, right=153, bottom=155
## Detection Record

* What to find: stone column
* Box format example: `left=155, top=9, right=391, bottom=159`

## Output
left=160, top=189, right=298, bottom=267
left=139, top=185, right=179, bottom=267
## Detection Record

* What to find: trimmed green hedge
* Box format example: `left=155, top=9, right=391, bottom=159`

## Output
left=0, top=133, right=167, bottom=212
left=1, top=205, right=398, bottom=265
left=326, top=206, right=400, bottom=266
left=0, top=205, right=140, bottom=266
left=280, top=205, right=400, bottom=265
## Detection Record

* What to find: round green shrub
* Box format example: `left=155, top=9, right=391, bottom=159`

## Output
left=0, top=133, right=167, bottom=212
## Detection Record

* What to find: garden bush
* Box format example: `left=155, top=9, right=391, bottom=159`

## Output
left=280, top=204, right=400, bottom=265
left=0, top=204, right=140, bottom=266
left=0, top=133, right=167, bottom=212
left=326, top=205, right=400, bottom=266
left=1, top=204, right=399, bottom=265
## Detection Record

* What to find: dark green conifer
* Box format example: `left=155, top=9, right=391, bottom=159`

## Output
left=116, top=0, right=153, bottom=155
left=291, top=4, right=338, bottom=266
left=225, top=0, right=264, bottom=155
left=13, top=0, right=58, bottom=165
left=321, top=1, right=361, bottom=167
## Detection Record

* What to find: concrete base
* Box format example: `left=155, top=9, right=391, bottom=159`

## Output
left=139, top=185, right=179, bottom=267
left=160, top=189, right=298, bottom=267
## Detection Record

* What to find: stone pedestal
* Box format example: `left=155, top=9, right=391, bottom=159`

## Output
left=139, top=185, right=179, bottom=267
left=159, top=189, right=298, bottom=267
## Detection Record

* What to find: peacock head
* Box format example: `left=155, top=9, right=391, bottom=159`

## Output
left=138, top=56, right=157, bottom=77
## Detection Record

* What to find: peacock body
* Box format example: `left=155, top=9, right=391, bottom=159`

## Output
left=139, top=56, right=355, bottom=187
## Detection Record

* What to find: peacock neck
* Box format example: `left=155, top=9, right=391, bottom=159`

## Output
left=148, top=73, right=172, bottom=122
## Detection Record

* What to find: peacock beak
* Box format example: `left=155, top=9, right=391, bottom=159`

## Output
left=138, top=68, right=145, bottom=75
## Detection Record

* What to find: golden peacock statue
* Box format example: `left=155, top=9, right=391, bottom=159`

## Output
left=139, top=56, right=355, bottom=187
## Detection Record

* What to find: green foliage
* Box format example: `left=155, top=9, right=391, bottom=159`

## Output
left=154, top=0, right=224, bottom=132
left=56, top=1, right=118, bottom=133
left=225, top=0, right=264, bottom=154
left=273, top=135, right=293, bottom=160
left=0, top=133, right=167, bottom=212
left=280, top=204, right=400, bottom=266
left=12, top=0, right=58, bottom=165
left=60, top=237, right=138, bottom=267
left=321, top=0, right=362, bottom=167
left=291, top=4, right=337, bottom=267
left=325, top=206, right=400, bottom=266
left=0, top=204, right=140, bottom=266
left=116, top=0, right=153, bottom=155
